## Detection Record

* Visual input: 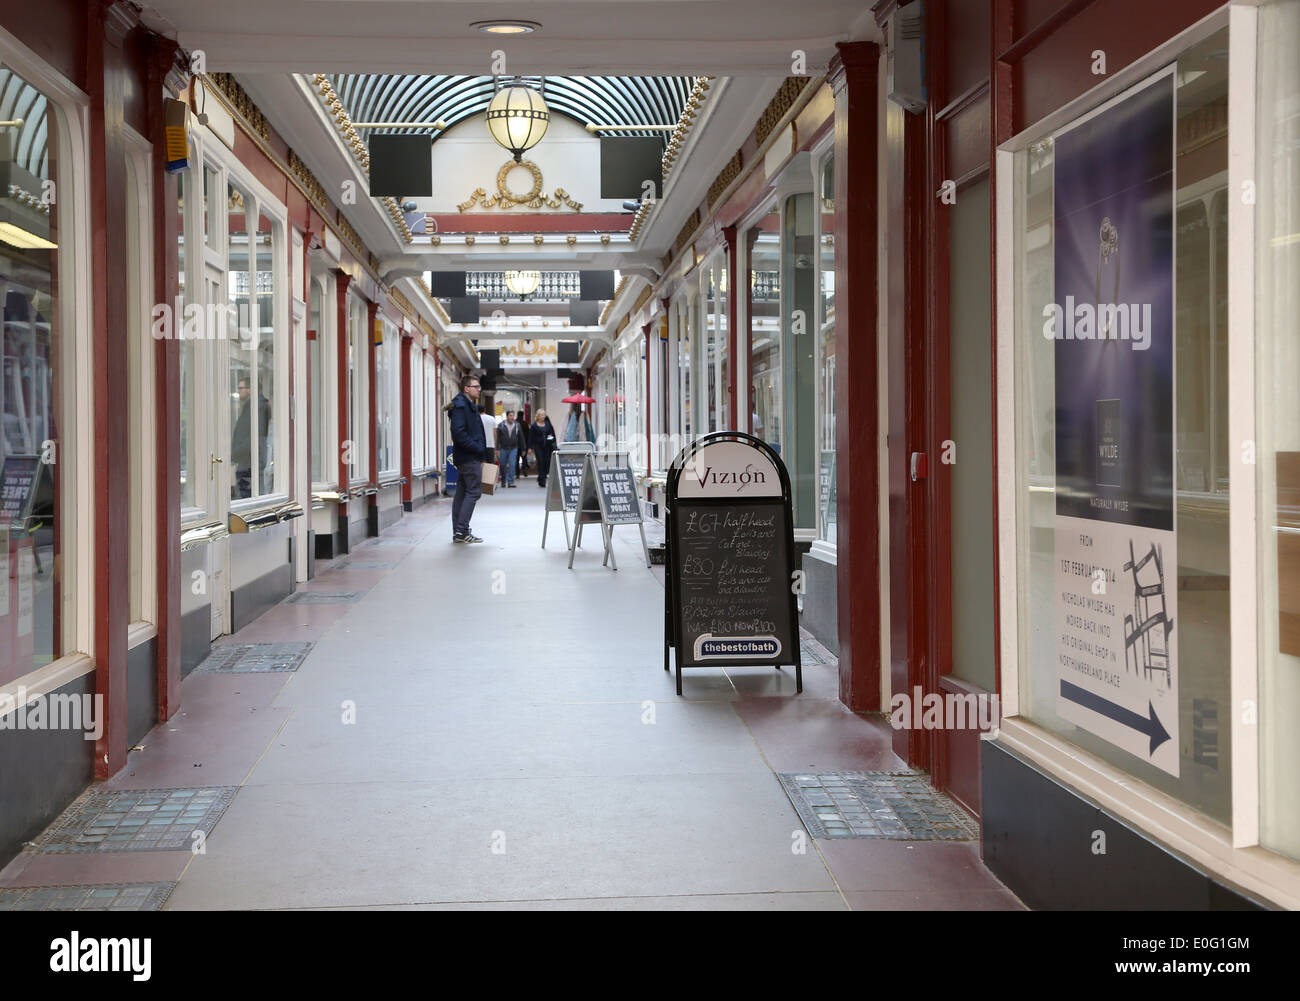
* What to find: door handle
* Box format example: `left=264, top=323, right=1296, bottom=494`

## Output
left=210, top=454, right=224, bottom=480
left=910, top=451, right=928, bottom=482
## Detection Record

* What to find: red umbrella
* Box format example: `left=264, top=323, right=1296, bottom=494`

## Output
left=562, top=393, right=595, bottom=404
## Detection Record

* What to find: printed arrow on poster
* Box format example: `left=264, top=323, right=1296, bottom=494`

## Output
left=1060, top=680, right=1171, bottom=756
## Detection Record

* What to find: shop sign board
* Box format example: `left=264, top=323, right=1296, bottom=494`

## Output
left=664, top=432, right=802, bottom=696
left=1049, top=68, right=1179, bottom=775
left=542, top=443, right=593, bottom=549
left=567, top=454, right=649, bottom=570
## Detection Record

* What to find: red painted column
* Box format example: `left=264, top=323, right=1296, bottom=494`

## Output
left=90, top=1, right=133, bottom=777
left=334, top=272, right=352, bottom=550
left=400, top=325, right=413, bottom=507
left=643, top=324, right=652, bottom=478
left=723, top=225, right=739, bottom=429
left=148, top=37, right=181, bottom=723
left=829, top=42, right=882, bottom=712
left=367, top=300, right=378, bottom=493
left=744, top=230, right=759, bottom=435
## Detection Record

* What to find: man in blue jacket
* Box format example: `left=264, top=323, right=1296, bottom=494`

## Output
left=448, top=374, right=487, bottom=543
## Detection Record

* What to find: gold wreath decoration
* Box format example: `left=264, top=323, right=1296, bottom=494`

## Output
left=456, top=159, right=584, bottom=212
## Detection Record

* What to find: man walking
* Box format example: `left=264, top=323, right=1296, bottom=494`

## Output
left=449, top=375, right=487, bottom=543
left=496, top=410, right=524, bottom=488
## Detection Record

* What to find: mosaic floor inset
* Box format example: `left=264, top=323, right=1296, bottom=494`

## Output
left=778, top=771, right=979, bottom=840
left=0, top=883, right=175, bottom=911
left=28, top=787, right=238, bottom=853
left=284, top=591, right=364, bottom=605
left=193, top=642, right=314, bottom=674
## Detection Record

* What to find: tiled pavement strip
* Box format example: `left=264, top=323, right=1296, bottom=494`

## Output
left=0, top=487, right=1022, bottom=911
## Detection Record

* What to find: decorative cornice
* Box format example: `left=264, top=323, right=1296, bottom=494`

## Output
left=336, top=213, right=367, bottom=261
left=309, top=73, right=412, bottom=244
left=628, top=199, right=654, bottom=242
left=673, top=209, right=701, bottom=259
left=632, top=285, right=654, bottom=316
left=207, top=73, right=271, bottom=141
left=288, top=148, right=332, bottom=219
left=662, top=76, right=714, bottom=183
left=707, top=150, right=743, bottom=208
left=387, top=285, right=414, bottom=319
left=755, top=76, right=812, bottom=146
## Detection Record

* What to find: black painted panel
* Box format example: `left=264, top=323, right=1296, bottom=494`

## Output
left=306, top=529, right=316, bottom=579
left=180, top=604, right=211, bottom=678
left=230, top=562, right=293, bottom=634
left=367, top=504, right=379, bottom=538
left=0, top=673, right=94, bottom=868
left=981, top=739, right=1267, bottom=910
left=126, top=636, right=157, bottom=747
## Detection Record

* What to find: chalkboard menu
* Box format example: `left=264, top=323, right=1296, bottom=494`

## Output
left=542, top=446, right=596, bottom=551
left=664, top=433, right=802, bottom=695
left=0, top=455, right=42, bottom=526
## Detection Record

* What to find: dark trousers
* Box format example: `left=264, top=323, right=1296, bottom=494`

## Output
left=536, top=451, right=552, bottom=486
left=452, top=460, right=482, bottom=536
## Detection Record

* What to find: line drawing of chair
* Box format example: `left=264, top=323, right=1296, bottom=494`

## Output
left=1122, top=538, right=1174, bottom=688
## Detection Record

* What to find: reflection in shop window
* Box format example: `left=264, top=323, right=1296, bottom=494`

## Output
left=748, top=208, right=781, bottom=454
left=0, top=64, right=60, bottom=684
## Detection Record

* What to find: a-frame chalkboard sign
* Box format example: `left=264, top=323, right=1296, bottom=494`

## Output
left=664, top=431, right=802, bottom=696
left=541, top=442, right=593, bottom=550
left=567, top=453, right=649, bottom=570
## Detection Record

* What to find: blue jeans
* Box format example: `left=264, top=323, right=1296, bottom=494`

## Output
left=452, top=460, right=482, bottom=537
left=500, top=448, right=517, bottom=485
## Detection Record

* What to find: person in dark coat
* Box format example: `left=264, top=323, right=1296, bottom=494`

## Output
left=529, top=409, right=557, bottom=488
left=448, top=374, right=487, bottom=542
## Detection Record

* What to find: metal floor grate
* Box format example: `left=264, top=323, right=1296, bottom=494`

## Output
left=27, top=787, right=238, bottom=853
left=284, top=591, right=363, bottom=604
left=0, top=883, right=175, bottom=911
left=193, top=642, right=313, bottom=674
left=779, top=771, right=979, bottom=840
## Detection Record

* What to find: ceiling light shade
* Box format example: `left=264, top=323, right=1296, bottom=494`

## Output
left=503, top=270, right=541, bottom=296
left=485, top=84, right=549, bottom=162
left=471, top=20, right=541, bottom=34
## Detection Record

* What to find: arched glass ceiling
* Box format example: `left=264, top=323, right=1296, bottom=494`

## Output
left=330, top=75, right=696, bottom=139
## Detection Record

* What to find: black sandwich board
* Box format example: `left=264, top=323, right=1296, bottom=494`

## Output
left=567, top=453, right=649, bottom=571
left=0, top=454, right=43, bottom=527
left=664, top=432, right=801, bottom=696
left=541, top=442, right=593, bottom=550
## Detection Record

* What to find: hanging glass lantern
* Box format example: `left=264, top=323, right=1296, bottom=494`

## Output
left=503, top=270, right=542, bottom=297
left=485, top=83, right=549, bottom=162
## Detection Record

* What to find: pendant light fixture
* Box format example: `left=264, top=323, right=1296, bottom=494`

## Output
left=503, top=269, right=542, bottom=297
left=485, top=80, right=549, bottom=162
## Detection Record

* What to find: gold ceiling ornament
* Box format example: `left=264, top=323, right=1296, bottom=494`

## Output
left=456, top=160, right=583, bottom=212
left=465, top=234, right=476, bottom=245
left=533, top=234, right=544, bottom=245
left=430, top=235, right=441, bottom=246
left=499, top=234, right=510, bottom=245
left=599, top=233, right=611, bottom=245
left=565, top=234, right=577, bottom=245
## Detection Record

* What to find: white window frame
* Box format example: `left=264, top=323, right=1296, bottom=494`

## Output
left=376, top=315, right=400, bottom=479
left=346, top=294, right=369, bottom=485
left=0, top=26, right=95, bottom=690
left=310, top=272, right=339, bottom=490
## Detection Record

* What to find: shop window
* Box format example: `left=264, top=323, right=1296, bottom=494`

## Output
left=227, top=188, right=278, bottom=501
left=1012, top=33, right=1232, bottom=823
left=747, top=206, right=781, bottom=453
left=309, top=279, right=325, bottom=483
left=410, top=342, right=424, bottom=471
left=346, top=298, right=367, bottom=482
left=376, top=318, right=398, bottom=476
left=0, top=64, right=61, bottom=683
left=783, top=192, right=817, bottom=528
left=817, top=152, right=837, bottom=545
left=178, top=167, right=196, bottom=512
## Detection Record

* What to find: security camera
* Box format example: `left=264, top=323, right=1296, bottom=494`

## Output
left=621, top=199, right=641, bottom=212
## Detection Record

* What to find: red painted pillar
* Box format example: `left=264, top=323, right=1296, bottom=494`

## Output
left=723, top=225, right=739, bottom=429
left=90, top=1, right=133, bottom=777
left=400, top=325, right=413, bottom=508
left=744, top=230, right=759, bottom=435
left=334, top=272, right=352, bottom=549
left=148, top=37, right=182, bottom=724
left=643, top=324, right=652, bottom=478
left=367, top=301, right=379, bottom=492
left=829, top=41, right=882, bottom=712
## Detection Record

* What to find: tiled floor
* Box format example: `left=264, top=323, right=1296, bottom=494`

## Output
left=0, top=485, right=1023, bottom=910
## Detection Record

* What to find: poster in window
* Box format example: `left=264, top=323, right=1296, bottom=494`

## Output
left=1050, top=68, right=1179, bottom=776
